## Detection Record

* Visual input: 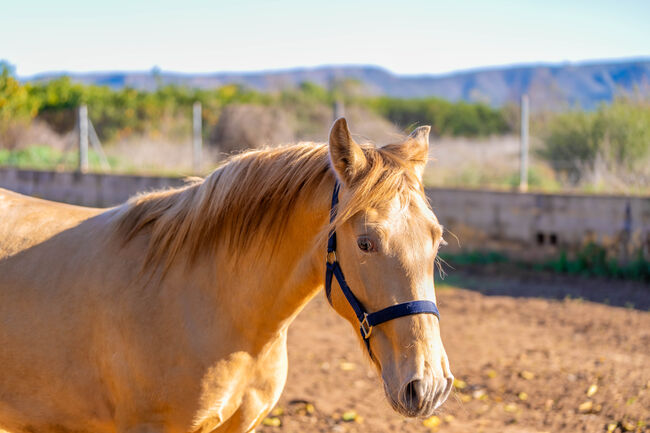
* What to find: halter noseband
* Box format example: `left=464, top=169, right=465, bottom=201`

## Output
left=324, top=181, right=440, bottom=355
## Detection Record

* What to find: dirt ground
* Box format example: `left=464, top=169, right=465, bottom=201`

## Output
left=259, top=272, right=650, bottom=433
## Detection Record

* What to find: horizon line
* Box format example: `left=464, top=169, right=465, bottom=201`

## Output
left=17, top=55, right=650, bottom=81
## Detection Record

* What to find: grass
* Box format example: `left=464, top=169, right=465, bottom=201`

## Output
left=440, top=245, right=650, bottom=283
left=537, top=244, right=650, bottom=281
left=0, top=145, right=119, bottom=172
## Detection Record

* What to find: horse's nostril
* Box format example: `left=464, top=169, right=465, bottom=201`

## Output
left=401, top=379, right=425, bottom=412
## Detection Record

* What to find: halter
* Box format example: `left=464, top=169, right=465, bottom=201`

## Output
left=324, top=180, right=440, bottom=355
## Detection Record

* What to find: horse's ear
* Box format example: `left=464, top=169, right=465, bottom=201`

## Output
left=402, top=125, right=431, bottom=179
left=328, top=118, right=367, bottom=185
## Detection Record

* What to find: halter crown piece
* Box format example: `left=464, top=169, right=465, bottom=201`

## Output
left=324, top=180, right=440, bottom=355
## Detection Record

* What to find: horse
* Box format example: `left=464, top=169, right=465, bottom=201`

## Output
left=0, top=118, right=453, bottom=433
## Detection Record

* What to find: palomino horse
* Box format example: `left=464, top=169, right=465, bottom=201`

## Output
left=0, top=118, right=452, bottom=433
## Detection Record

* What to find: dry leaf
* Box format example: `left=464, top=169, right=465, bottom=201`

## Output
left=423, top=415, right=442, bottom=429
left=341, top=410, right=357, bottom=422
left=262, top=417, right=281, bottom=427
left=485, top=369, right=498, bottom=379
left=453, top=378, right=467, bottom=390
left=587, top=384, right=598, bottom=397
left=518, top=392, right=528, bottom=401
left=472, top=389, right=486, bottom=400
left=271, top=407, right=284, bottom=416
left=578, top=401, right=593, bottom=413
left=504, top=403, right=518, bottom=413
left=339, top=362, right=356, bottom=371
left=621, top=420, right=635, bottom=431
left=519, top=371, right=535, bottom=380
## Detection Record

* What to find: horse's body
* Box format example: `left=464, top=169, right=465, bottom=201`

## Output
left=0, top=185, right=323, bottom=433
left=0, top=119, right=452, bottom=433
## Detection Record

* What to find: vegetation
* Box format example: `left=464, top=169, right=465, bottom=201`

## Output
left=441, top=245, right=650, bottom=282
left=538, top=98, right=650, bottom=185
left=3, top=61, right=650, bottom=194
left=0, top=145, right=118, bottom=172
left=0, top=62, right=510, bottom=148
left=539, top=244, right=650, bottom=281
left=368, top=96, right=510, bottom=136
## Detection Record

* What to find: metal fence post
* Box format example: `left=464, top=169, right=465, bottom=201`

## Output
left=519, top=94, right=529, bottom=192
left=78, top=105, right=89, bottom=173
left=193, top=102, right=203, bottom=173
left=333, top=99, right=345, bottom=120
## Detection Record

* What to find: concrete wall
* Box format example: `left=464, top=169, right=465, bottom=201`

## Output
left=0, top=167, right=185, bottom=207
left=426, top=188, right=650, bottom=259
left=1, top=167, right=648, bottom=258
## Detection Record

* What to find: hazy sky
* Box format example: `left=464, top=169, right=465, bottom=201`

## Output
left=3, top=0, right=649, bottom=76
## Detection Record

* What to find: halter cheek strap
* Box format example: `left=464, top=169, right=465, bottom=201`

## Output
left=324, top=181, right=440, bottom=355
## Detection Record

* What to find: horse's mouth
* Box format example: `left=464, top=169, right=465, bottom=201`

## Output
left=383, top=378, right=453, bottom=418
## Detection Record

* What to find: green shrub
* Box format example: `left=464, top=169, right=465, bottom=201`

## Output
left=541, top=243, right=650, bottom=281
left=539, top=98, right=650, bottom=183
left=367, top=96, right=510, bottom=137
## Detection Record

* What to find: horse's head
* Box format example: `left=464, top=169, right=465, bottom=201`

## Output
left=326, top=118, right=453, bottom=417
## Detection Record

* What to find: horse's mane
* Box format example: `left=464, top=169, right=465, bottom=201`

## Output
left=115, top=140, right=425, bottom=271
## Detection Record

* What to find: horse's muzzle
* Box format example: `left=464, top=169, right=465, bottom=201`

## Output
left=397, top=375, right=454, bottom=417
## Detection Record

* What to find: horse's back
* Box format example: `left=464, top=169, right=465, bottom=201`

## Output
left=0, top=188, right=103, bottom=259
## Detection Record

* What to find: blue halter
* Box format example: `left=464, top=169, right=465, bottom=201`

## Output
left=324, top=181, right=440, bottom=355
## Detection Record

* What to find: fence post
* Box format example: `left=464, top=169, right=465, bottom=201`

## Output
left=193, top=102, right=203, bottom=173
left=519, top=94, right=529, bottom=192
left=333, top=99, right=345, bottom=120
left=78, top=105, right=89, bottom=173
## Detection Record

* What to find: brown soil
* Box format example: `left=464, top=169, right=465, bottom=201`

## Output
left=259, top=275, right=650, bottom=433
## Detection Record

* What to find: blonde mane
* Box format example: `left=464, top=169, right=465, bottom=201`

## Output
left=115, top=140, right=426, bottom=272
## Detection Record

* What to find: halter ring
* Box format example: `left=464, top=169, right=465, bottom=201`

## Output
left=360, top=313, right=373, bottom=339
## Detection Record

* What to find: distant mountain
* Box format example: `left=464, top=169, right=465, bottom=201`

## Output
left=27, top=58, right=650, bottom=110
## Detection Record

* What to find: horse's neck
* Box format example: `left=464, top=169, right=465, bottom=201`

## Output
left=190, top=175, right=334, bottom=351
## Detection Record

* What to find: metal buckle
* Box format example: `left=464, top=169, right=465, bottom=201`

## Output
left=360, top=313, right=373, bottom=339
left=327, top=251, right=337, bottom=264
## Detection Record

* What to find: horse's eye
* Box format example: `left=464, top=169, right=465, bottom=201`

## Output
left=357, top=237, right=375, bottom=252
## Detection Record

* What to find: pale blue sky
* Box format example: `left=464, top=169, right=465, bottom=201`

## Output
left=3, top=0, right=649, bottom=77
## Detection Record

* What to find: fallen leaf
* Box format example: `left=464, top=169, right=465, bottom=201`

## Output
left=519, top=371, right=535, bottom=380
left=606, top=423, right=617, bottom=433
left=460, top=394, right=472, bottom=403
left=262, top=417, right=281, bottom=427
left=472, top=389, right=486, bottom=400
left=443, top=415, right=455, bottom=423
left=305, top=403, right=315, bottom=414
left=578, top=401, right=593, bottom=413
left=271, top=407, right=284, bottom=416
left=485, top=369, right=498, bottom=379
left=423, top=415, right=441, bottom=429
left=587, top=384, right=598, bottom=397
left=504, top=403, right=518, bottom=413
left=339, top=361, right=356, bottom=371
left=453, top=378, right=467, bottom=390
left=518, top=392, right=528, bottom=401
left=341, top=410, right=357, bottom=422
left=621, top=420, right=635, bottom=431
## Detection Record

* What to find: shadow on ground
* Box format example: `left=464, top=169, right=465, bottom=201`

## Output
left=438, top=264, right=650, bottom=311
